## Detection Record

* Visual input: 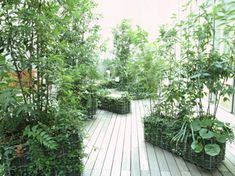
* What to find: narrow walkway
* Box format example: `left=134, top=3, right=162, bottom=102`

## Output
left=83, top=100, right=235, bottom=176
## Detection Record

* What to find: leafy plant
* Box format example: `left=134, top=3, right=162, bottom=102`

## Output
left=144, top=0, right=235, bottom=162
left=23, top=125, right=57, bottom=150
left=0, top=0, right=99, bottom=174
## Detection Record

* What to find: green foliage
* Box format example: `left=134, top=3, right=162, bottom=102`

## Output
left=199, top=128, right=214, bottom=139
left=191, top=141, right=203, bottom=153
left=0, top=0, right=100, bottom=175
left=98, top=91, right=131, bottom=114
left=111, top=20, right=149, bottom=91
left=112, top=20, right=132, bottom=90
left=144, top=0, right=235, bottom=161
left=0, top=164, right=4, bottom=176
left=204, top=144, right=221, bottom=156
left=23, top=125, right=57, bottom=150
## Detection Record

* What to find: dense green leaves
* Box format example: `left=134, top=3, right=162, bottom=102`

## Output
left=0, top=0, right=99, bottom=174
left=24, top=125, right=57, bottom=150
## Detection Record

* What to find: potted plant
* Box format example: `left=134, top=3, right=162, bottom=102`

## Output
left=144, top=1, right=235, bottom=169
left=98, top=91, right=131, bottom=114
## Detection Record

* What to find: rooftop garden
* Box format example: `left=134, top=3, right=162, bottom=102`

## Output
left=0, top=0, right=235, bottom=175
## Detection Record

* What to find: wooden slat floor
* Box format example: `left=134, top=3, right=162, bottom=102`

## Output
left=83, top=100, right=235, bottom=176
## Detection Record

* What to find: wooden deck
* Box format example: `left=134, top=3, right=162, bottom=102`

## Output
left=83, top=100, right=235, bottom=176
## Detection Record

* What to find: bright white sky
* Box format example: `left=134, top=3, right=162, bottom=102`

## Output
left=94, top=0, right=191, bottom=41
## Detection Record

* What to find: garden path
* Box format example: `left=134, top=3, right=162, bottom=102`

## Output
left=83, top=100, right=235, bottom=176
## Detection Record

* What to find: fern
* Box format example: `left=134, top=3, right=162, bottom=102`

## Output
left=23, top=125, right=57, bottom=150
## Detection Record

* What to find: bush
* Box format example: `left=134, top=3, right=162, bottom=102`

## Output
left=98, top=92, right=131, bottom=114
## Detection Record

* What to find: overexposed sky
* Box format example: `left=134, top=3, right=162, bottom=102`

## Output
left=94, top=0, right=192, bottom=41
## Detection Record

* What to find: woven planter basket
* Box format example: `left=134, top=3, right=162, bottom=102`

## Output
left=98, top=96, right=131, bottom=114
left=1, top=134, right=83, bottom=176
left=144, top=116, right=226, bottom=170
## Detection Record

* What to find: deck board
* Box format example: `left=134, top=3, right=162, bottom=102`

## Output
left=83, top=100, right=235, bottom=176
left=121, top=113, right=131, bottom=176
left=131, top=101, right=141, bottom=176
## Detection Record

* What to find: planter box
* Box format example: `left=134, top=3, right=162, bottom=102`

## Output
left=98, top=94, right=131, bottom=114
left=144, top=115, right=226, bottom=170
left=1, top=134, right=83, bottom=176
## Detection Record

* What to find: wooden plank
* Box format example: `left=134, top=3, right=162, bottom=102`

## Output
left=83, top=169, right=92, bottom=176
left=131, top=101, right=141, bottom=176
left=89, top=113, right=119, bottom=176
left=139, top=99, right=161, bottom=176
left=85, top=110, right=101, bottom=129
left=218, top=162, right=231, bottom=173
left=174, top=155, right=190, bottom=173
left=83, top=110, right=107, bottom=164
left=121, top=112, right=132, bottom=176
left=136, top=100, right=150, bottom=175
left=161, top=171, right=172, bottom=176
left=84, top=111, right=113, bottom=175
left=163, top=150, right=181, bottom=176
left=89, top=111, right=117, bottom=175
left=223, top=158, right=235, bottom=175
left=90, top=111, right=117, bottom=175
left=146, top=143, right=161, bottom=176
left=185, top=162, right=201, bottom=176
left=197, top=167, right=212, bottom=176
left=84, top=110, right=102, bottom=143
left=100, top=114, right=121, bottom=176
left=155, top=146, right=170, bottom=172
left=226, top=147, right=235, bottom=165
left=211, top=169, right=223, bottom=176
left=83, top=110, right=101, bottom=146
left=219, top=172, right=234, bottom=176
left=111, top=115, right=126, bottom=176
left=181, top=171, right=193, bottom=176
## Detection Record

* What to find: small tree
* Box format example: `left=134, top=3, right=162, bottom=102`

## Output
left=112, top=20, right=132, bottom=90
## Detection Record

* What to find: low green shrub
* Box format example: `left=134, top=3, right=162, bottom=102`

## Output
left=0, top=110, right=84, bottom=176
left=144, top=114, right=233, bottom=170
left=98, top=92, right=131, bottom=114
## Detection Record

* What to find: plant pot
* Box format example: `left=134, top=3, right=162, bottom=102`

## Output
left=144, top=115, right=226, bottom=170
left=1, top=133, right=83, bottom=176
left=98, top=96, right=131, bottom=114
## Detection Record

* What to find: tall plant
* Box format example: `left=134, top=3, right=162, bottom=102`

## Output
left=112, top=19, right=132, bottom=90
left=179, top=1, right=235, bottom=117
left=171, top=0, right=235, bottom=156
left=0, top=0, right=99, bottom=174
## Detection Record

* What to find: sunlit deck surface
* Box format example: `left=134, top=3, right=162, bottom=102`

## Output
left=83, top=100, right=235, bottom=176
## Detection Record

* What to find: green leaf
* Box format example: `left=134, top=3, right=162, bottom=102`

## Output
left=215, top=133, right=228, bottom=143
left=214, top=120, right=224, bottom=127
left=191, top=119, right=201, bottom=131
left=200, top=119, right=213, bottom=128
left=191, top=141, right=203, bottom=153
left=223, top=97, right=230, bottom=102
left=204, top=144, right=221, bottom=156
left=199, top=128, right=214, bottom=139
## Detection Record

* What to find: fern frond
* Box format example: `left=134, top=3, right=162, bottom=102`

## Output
left=24, top=125, right=57, bottom=150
